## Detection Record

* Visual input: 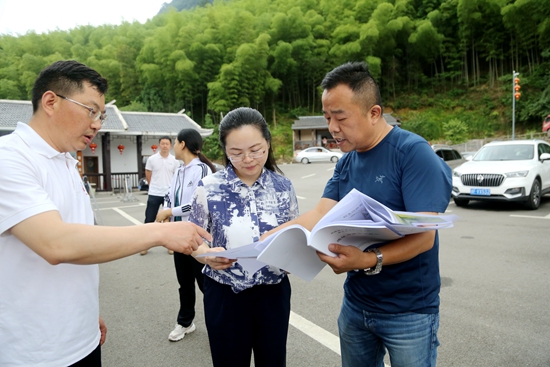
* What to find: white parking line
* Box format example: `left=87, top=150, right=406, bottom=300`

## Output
left=94, top=199, right=142, bottom=204
left=98, top=203, right=145, bottom=210
left=302, top=174, right=316, bottom=179
left=111, top=207, right=143, bottom=225
left=297, top=196, right=306, bottom=200
left=510, top=213, right=550, bottom=219
left=290, top=311, right=340, bottom=355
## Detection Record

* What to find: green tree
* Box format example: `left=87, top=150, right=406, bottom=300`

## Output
left=0, top=79, right=21, bottom=99
left=202, top=114, right=222, bottom=160
left=443, top=118, right=469, bottom=144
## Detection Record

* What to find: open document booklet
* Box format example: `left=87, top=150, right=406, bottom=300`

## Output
left=196, top=189, right=458, bottom=281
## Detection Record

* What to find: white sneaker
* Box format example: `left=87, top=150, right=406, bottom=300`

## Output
left=168, top=323, right=196, bottom=342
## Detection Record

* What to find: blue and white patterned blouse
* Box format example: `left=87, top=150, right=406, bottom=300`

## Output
left=189, top=165, right=299, bottom=293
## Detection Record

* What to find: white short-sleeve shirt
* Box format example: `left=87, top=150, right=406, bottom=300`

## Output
left=145, top=152, right=179, bottom=197
left=0, top=123, right=100, bottom=367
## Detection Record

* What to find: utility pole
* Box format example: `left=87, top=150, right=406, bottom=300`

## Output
left=512, top=71, right=520, bottom=140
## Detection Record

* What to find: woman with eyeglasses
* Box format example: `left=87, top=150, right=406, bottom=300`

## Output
left=189, top=107, right=299, bottom=367
left=154, top=128, right=217, bottom=342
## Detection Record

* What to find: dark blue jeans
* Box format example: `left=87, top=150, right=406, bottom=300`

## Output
left=338, top=296, right=440, bottom=367
left=144, top=195, right=164, bottom=223
left=203, top=276, right=291, bottom=367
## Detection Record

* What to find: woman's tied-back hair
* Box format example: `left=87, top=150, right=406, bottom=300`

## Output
left=321, top=61, right=383, bottom=114
left=31, top=60, right=108, bottom=113
left=177, top=128, right=217, bottom=173
left=219, top=107, right=282, bottom=174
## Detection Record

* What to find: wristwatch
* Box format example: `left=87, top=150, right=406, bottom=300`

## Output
left=363, top=247, right=383, bottom=275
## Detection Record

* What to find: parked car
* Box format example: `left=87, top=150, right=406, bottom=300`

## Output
left=451, top=139, right=550, bottom=209
left=431, top=144, right=466, bottom=169
left=294, top=147, right=343, bottom=164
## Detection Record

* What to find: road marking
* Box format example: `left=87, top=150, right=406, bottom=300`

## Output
left=98, top=203, right=145, bottom=210
left=510, top=213, right=550, bottom=219
left=297, top=196, right=306, bottom=200
left=111, top=207, right=143, bottom=225
left=302, top=174, right=316, bottom=179
left=94, top=199, right=143, bottom=204
left=290, top=311, right=341, bottom=355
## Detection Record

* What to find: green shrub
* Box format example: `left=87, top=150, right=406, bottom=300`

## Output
left=443, top=118, right=469, bottom=144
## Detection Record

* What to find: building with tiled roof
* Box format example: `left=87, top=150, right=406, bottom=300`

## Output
left=0, top=99, right=213, bottom=191
left=291, top=113, right=401, bottom=150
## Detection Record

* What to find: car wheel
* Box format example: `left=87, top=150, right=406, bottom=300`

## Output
left=330, top=156, right=339, bottom=163
left=453, top=198, right=469, bottom=207
left=301, top=157, right=309, bottom=164
left=525, top=178, right=541, bottom=210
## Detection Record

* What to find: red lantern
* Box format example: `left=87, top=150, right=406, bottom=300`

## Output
left=117, top=144, right=125, bottom=154
left=89, top=142, right=97, bottom=154
left=514, top=77, right=521, bottom=101
left=151, top=144, right=158, bottom=153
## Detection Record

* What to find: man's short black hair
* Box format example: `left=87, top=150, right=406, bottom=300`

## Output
left=159, top=136, right=172, bottom=144
left=321, top=62, right=383, bottom=112
left=31, top=60, right=108, bottom=113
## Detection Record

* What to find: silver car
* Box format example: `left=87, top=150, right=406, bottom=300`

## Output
left=294, top=147, right=343, bottom=164
left=431, top=144, right=466, bottom=169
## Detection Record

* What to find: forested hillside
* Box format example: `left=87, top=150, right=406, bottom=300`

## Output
left=1, top=0, right=550, bottom=146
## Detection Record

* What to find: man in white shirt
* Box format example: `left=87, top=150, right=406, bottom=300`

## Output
left=141, top=136, right=179, bottom=255
left=0, top=60, right=211, bottom=367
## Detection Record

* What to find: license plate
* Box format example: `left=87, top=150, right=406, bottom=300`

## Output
left=470, top=188, right=490, bottom=196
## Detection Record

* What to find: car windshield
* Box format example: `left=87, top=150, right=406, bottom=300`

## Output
left=473, top=144, right=533, bottom=161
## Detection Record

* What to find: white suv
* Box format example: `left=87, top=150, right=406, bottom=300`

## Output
left=451, top=140, right=550, bottom=209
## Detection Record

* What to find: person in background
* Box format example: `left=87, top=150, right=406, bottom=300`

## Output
left=141, top=135, right=179, bottom=255
left=0, top=60, right=210, bottom=367
left=264, top=62, right=452, bottom=367
left=189, top=107, right=299, bottom=367
left=155, top=128, right=217, bottom=342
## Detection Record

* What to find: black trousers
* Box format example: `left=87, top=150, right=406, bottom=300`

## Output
left=144, top=195, right=164, bottom=223
left=68, top=344, right=101, bottom=367
left=174, top=252, right=205, bottom=327
left=203, top=276, right=291, bottom=367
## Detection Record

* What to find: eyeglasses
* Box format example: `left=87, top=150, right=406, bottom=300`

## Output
left=228, top=149, right=266, bottom=162
left=56, top=94, right=107, bottom=124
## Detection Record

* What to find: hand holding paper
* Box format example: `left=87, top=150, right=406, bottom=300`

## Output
left=195, top=189, right=458, bottom=281
left=198, top=246, right=237, bottom=270
left=317, top=243, right=369, bottom=274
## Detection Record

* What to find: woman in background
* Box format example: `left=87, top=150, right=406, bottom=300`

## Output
left=190, top=107, right=299, bottom=367
left=155, top=128, right=216, bottom=342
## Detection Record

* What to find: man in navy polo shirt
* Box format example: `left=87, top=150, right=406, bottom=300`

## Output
left=269, top=62, right=452, bottom=367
